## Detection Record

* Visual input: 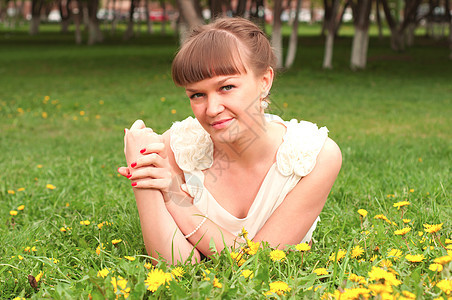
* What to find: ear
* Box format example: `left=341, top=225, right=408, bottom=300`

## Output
left=260, top=67, right=274, bottom=94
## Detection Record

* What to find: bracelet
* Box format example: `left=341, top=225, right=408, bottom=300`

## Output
left=184, top=214, right=208, bottom=239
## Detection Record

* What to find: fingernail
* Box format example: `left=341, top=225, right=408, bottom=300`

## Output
left=131, top=162, right=137, bottom=168
left=126, top=174, right=132, bottom=179
left=131, top=182, right=137, bottom=187
left=140, top=148, right=146, bottom=154
left=124, top=128, right=126, bottom=133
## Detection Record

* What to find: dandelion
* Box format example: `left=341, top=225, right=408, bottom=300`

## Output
left=295, top=242, right=311, bottom=252
left=160, top=97, right=165, bottom=102
left=95, top=115, right=101, bottom=119
left=436, top=279, right=452, bottom=295
left=245, top=240, right=260, bottom=255
left=18, top=255, right=24, bottom=260
left=42, top=112, right=48, bottom=119
left=35, top=271, right=43, bottom=282
left=357, top=209, right=368, bottom=217
left=283, top=102, right=288, bottom=108
left=144, top=262, right=152, bottom=269
left=434, top=255, right=452, bottom=265
left=339, top=287, right=371, bottom=299
left=17, top=205, right=25, bottom=210
left=351, top=245, right=364, bottom=259
left=405, top=254, right=425, bottom=263
left=124, top=256, right=135, bottom=261
left=145, top=269, right=172, bottom=292
left=80, top=220, right=90, bottom=225
left=97, top=268, right=110, bottom=278
left=37, top=164, right=43, bottom=168
left=60, top=227, right=67, bottom=232
left=265, top=281, right=291, bottom=296
left=213, top=277, right=222, bottom=288
left=446, top=239, right=452, bottom=244
left=379, top=259, right=393, bottom=268
left=313, top=268, right=328, bottom=276
left=171, top=267, right=185, bottom=278
left=429, top=263, right=443, bottom=272
left=8, top=190, right=15, bottom=194
left=99, top=100, right=104, bottom=105
left=46, top=184, right=56, bottom=190
left=393, top=201, right=410, bottom=210
left=97, top=222, right=104, bottom=229
left=394, top=227, right=411, bottom=236
left=239, top=227, right=249, bottom=240
left=403, top=219, right=411, bottom=223
left=368, top=266, right=401, bottom=286
left=17, top=107, right=24, bottom=114
left=171, top=109, right=176, bottom=114
left=241, top=269, right=253, bottom=279
left=409, top=189, right=414, bottom=193
left=52, top=258, right=59, bottom=263
left=79, top=111, right=85, bottom=116
left=424, top=223, right=443, bottom=233
left=17, top=188, right=25, bottom=192
left=269, top=249, right=286, bottom=262
left=387, top=249, right=403, bottom=260
left=400, top=291, right=416, bottom=299
left=112, top=239, right=122, bottom=245
left=349, top=273, right=366, bottom=284
left=374, top=214, right=392, bottom=224
left=329, top=249, right=347, bottom=262
left=96, top=243, right=105, bottom=255
left=10, top=210, right=18, bottom=216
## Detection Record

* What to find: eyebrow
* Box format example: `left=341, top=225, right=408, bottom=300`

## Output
left=185, top=76, right=239, bottom=93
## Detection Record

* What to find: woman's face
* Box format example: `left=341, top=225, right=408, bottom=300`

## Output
left=184, top=67, right=273, bottom=145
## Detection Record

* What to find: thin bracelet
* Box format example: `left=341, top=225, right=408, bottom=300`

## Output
left=184, top=214, right=208, bottom=239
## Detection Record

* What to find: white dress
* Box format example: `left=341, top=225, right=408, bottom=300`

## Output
left=170, top=114, right=329, bottom=244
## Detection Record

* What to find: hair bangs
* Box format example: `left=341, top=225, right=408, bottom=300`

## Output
left=172, top=30, right=248, bottom=86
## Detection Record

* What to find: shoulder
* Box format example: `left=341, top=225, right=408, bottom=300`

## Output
left=167, top=116, right=214, bottom=173
left=276, top=118, right=332, bottom=177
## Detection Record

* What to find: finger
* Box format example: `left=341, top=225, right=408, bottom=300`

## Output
left=140, top=142, right=165, bottom=155
left=117, top=166, right=130, bottom=177
left=132, top=153, right=167, bottom=169
left=129, top=167, right=171, bottom=181
left=131, top=178, right=171, bottom=189
left=130, top=119, right=145, bottom=130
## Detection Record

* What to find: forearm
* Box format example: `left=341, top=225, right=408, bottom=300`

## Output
left=165, top=200, right=244, bottom=257
left=133, top=188, right=201, bottom=264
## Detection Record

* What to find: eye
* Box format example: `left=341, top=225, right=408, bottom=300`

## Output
left=189, top=93, right=204, bottom=100
left=221, top=85, right=235, bottom=92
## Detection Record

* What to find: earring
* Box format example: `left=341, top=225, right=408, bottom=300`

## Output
left=261, top=100, right=269, bottom=109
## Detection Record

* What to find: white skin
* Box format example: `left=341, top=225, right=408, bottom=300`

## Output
left=118, top=65, right=342, bottom=265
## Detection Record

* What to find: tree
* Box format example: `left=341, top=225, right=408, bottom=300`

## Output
left=59, top=0, right=72, bottom=33
left=30, top=0, right=44, bottom=35
left=176, top=0, right=203, bottom=42
left=349, top=0, right=372, bottom=70
left=285, top=0, right=303, bottom=68
left=86, top=0, right=103, bottom=45
left=322, top=0, right=341, bottom=69
left=272, top=0, right=284, bottom=68
left=124, top=0, right=138, bottom=40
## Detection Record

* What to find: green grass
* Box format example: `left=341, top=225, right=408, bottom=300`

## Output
left=0, top=24, right=451, bottom=299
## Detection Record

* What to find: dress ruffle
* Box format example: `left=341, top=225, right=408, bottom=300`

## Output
left=170, top=115, right=328, bottom=177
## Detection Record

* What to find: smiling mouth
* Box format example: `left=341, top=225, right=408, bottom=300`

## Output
left=211, top=118, right=234, bottom=129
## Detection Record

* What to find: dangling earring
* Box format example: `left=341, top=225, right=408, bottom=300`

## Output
left=261, top=100, right=269, bottom=109
left=261, top=91, right=270, bottom=109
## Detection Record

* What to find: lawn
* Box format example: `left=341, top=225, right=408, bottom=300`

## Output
left=0, top=23, right=451, bottom=299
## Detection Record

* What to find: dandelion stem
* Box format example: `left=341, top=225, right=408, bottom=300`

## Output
left=403, top=237, right=411, bottom=253
left=434, top=233, right=447, bottom=250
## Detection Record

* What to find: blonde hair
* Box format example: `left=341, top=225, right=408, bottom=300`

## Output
left=172, top=17, right=276, bottom=86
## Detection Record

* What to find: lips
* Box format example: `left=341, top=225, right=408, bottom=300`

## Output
left=211, top=118, right=234, bottom=129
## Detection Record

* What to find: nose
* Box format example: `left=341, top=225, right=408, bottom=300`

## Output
left=205, top=94, right=225, bottom=117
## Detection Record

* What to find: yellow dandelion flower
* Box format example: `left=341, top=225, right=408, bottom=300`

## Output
left=434, top=255, right=452, bottom=265
left=447, top=244, right=452, bottom=250
left=17, top=188, right=25, bottom=192
left=395, top=227, right=411, bottom=236
left=266, top=281, right=291, bottom=296
left=35, top=271, right=43, bottom=282
left=97, top=222, right=104, bottom=229
left=124, top=256, right=135, bottom=261
left=171, top=109, right=176, bottom=114
left=44, top=96, right=50, bottom=102
left=340, top=287, right=371, bottom=299
left=436, top=279, right=452, bottom=295
left=240, top=227, right=249, bottom=239
left=95, top=115, right=101, bottom=119
left=79, top=111, right=85, bottom=116
left=213, top=277, right=222, bottom=288
left=405, top=254, right=425, bottom=262
left=400, top=290, right=416, bottom=299
left=374, top=214, right=392, bottom=224
left=409, top=189, right=414, bottom=193
left=37, top=164, right=43, bottom=168
left=349, top=273, right=366, bottom=284
left=351, top=245, right=364, bottom=259
left=80, top=220, right=90, bottom=225
left=245, top=240, right=260, bottom=255
left=144, top=262, right=152, bottom=269
left=10, top=210, right=18, bottom=216
left=17, top=205, right=25, bottom=210
left=357, top=209, right=368, bottom=217
left=160, top=97, right=166, bottom=102
left=429, top=263, right=443, bottom=272
left=241, top=269, right=253, bottom=279
left=18, top=255, right=24, bottom=260
left=112, top=239, right=122, bottom=245
left=8, top=190, right=15, bottom=194
left=283, top=102, right=288, bottom=108
left=423, top=223, right=443, bottom=233
left=97, top=268, right=110, bottom=278
left=60, top=227, right=66, bottom=232
left=99, top=100, right=104, bottom=105
left=329, top=249, right=347, bottom=262
left=380, top=259, right=393, bottom=268
left=393, top=201, right=410, bottom=209
left=368, top=266, right=401, bottom=286
left=445, top=239, right=452, bottom=244
left=418, top=231, right=424, bottom=236
left=46, top=184, right=56, bottom=190
left=42, top=112, right=48, bottom=119
left=295, top=242, right=311, bottom=252
left=17, top=107, right=24, bottom=114
left=387, top=249, right=403, bottom=260
left=145, top=269, right=172, bottom=292
left=269, top=249, right=286, bottom=262
left=313, top=268, right=328, bottom=275
left=171, top=267, right=185, bottom=278
left=403, top=219, right=411, bottom=223
left=230, top=251, right=242, bottom=261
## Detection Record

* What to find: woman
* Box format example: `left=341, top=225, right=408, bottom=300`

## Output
left=118, top=17, right=342, bottom=264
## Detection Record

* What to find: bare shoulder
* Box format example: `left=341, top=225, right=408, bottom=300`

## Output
left=311, top=138, right=342, bottom=177
left=162, top=130, right=184, bottom=175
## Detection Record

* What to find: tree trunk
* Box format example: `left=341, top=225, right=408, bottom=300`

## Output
left=111, top=0, right=117, bottom=35
left=272, top=0, right=284, bottom=69
left=285, top=0, right=303, bottom=69
left=235, top=0, right=247, bottom=16
left=405, top=23, right=416, bottom=46
left=210, top=0, right=223, bottom=19
left=375, top=0, right=383, bottom=40
left=160, top=0, right=166, bottom=35
left=176, top=0, right=203, bottom=43
left=29, top=0, right=43, bottom=35
left=446, top=0, right=452, bottom=58
left=60, top=0, right=72, bottom=33
left=87, top=0, right=103, bottom=45
left=334, top=0, right=350, bottom=36
left=323, top=0, right=340, bottom=69
left=74, top=0, right=82, bottom=44
left=145, top=0, right=153, bottom=34
left=124, top=0, right=136, bottom=40
left=350, top=0, right=371, bottom=70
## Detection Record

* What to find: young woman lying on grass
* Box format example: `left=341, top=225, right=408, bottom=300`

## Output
left=118, top=17, right=342, bottom=265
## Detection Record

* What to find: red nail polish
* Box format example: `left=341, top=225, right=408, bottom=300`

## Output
left=126, top=174, right=132, bottom=179
left=124, top=128, right=126, bottom=133
left=131, top=182, right=137, bottom=187
left=131, top=162, right=137, bottom=168
left=140, top=148, right=146, bottom=154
